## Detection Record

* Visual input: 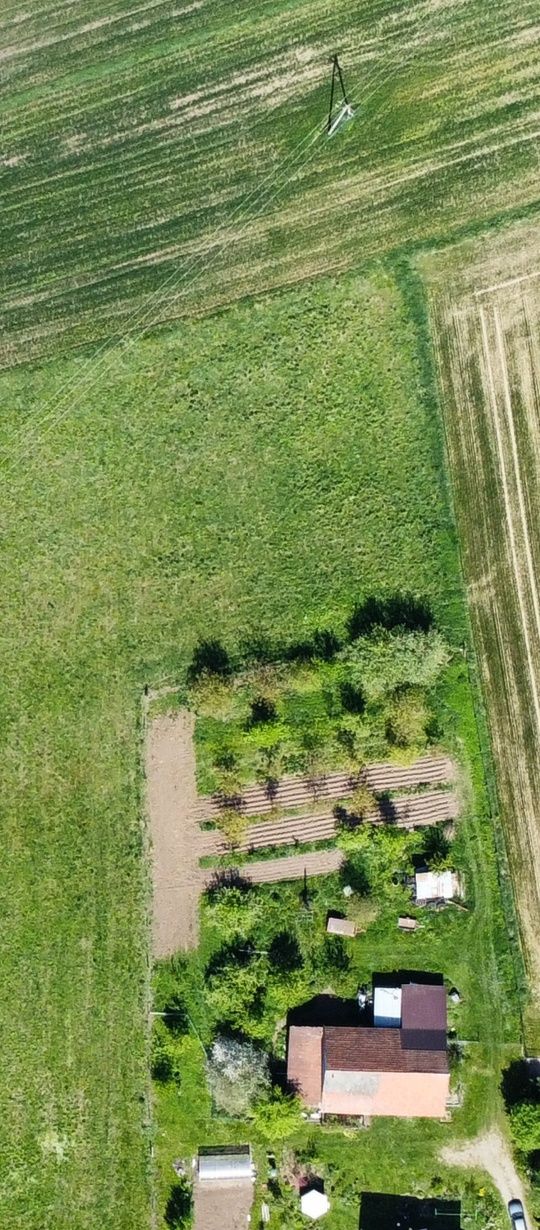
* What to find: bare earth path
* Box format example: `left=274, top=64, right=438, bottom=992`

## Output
left=441, top=1129, right=529, bottom=1219
left=193, top=1180, right=253, bottom=1230
left=146, top=710, right=203, bottom=956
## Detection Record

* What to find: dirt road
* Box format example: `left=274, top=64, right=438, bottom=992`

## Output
left=442, top=1128, right=529, bottom=1220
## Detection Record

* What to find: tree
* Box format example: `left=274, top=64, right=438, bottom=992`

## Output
left=206, top=1036, right=271, bottom=1116
left=386, top=686, right=429, bottom=748
left=341, top=627, right=449, bottom=702
left=348, top=782, right=377, bottom=821
left=205, top=885, right=263, bottom=938
left=216, top=807, right=248, bottom=850
left=509, top=1101, right=540, bottom=1154
left=252, top=1087, right=303, bottom=1141
left=213, top=747, right=243, bottom=799
left=206, top=954, right=268, bottom=1036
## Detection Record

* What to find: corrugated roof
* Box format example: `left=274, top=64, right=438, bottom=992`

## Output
left=401, top=983, right=447, bottom=1032
left=323, top=1027, right=448, bottom=1074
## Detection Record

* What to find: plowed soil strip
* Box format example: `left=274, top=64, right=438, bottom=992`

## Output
left=205, top=848, right=344, bottom=886
left=194, top=753, right=455, bottom=821
left=146, top=710, right=204, bottom=956
left=199, top=789, right=458, bottom=856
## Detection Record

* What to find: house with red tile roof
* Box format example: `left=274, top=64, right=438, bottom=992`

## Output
left=287, top=979, right=449, bottom=1119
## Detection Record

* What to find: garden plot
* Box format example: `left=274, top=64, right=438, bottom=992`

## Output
left=148, top=708, right=459, bottom=948
left=426, top=227, right=540, bottom=1042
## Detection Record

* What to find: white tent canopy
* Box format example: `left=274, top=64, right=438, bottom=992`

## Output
left=301, top=1188, right=330, bottom=1220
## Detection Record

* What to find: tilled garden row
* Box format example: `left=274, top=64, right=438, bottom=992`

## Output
left=199, top=788, right=458, bottom=856
left=193, top=753, right=455, bottom=822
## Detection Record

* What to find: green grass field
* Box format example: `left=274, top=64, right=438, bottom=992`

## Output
left=1, top=266, right=479, bottom=1229
left=1, top=0, right=540, bottom=364
left=2, top=1, right=539, bottom=1227
left=1, top=259, right=524, bottom=1228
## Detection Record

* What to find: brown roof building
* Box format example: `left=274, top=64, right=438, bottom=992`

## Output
left=287, top=981, right=449, bottom=1119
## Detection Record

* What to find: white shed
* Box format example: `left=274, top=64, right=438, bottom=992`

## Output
left=373, top=984, right=402, bottom=1027
left=301, top=1187, right=330, bottom=1220
left=415, top=869, right=459, bottom=902
left=326, top=915, right=356, bottom=937
left=197, top=1145, right=255, bottom=1183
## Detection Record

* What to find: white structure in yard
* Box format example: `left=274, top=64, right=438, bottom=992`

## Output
left=326, top=914, right=356, bottom=937
left=301, top=1186, right=330, bottom=1220
left=415, top=870, right=460, bottom=903
left=197, top=1145, right=255, bottom=1183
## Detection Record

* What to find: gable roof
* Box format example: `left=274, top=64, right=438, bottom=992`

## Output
left=324, top=1027, right=448, bottom=1074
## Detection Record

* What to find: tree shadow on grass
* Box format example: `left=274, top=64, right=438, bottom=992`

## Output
left=347, top=593, right=433, bottom=640
left=165, top=1179, right=192, bottom=1229
left=501, top=1059, right=540, bottom=1109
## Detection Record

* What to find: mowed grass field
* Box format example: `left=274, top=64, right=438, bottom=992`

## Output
left=421, top=220, right=540, bottom=1047
left=1, top=0, right=540, bottom=364
left=0, top=268, right=476, bottom=1230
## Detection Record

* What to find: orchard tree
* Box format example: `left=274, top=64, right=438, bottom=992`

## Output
left=206, top=1035, right=270, bottom=1116
left=386, top=686, right=429, bottom=748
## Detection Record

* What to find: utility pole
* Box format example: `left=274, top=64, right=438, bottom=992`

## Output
left=327, top=54, right=355, bottom=137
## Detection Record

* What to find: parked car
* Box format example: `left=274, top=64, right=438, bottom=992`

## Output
left=508, top=1198, right=527, bottom=1230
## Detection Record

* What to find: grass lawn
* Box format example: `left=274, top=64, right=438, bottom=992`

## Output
left=0, top=261, right=513, bottom=1229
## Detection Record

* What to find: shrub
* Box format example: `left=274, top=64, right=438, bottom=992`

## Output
left=206, top=1035, right=271, bottom=1116
left=386, top=686, right=429, bottom=748
left=509, top=1101, right=540, bottom=1154
left=205, top=885, right=263, bottom=938
left=248, top=696, right=277, bottom=725
left=165, top=1179, right=192, bottom=1228
left=151, top=1019, right=182, bottom=1085
left=216, top=807, right=248, bottom=849
left=252, top=1087, right=303, bottom=1141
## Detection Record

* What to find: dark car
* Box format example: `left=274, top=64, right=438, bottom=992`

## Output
left=508, top=1198, right=527, bottom=1230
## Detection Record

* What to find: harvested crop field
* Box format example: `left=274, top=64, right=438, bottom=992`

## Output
left=1, top=0, right=540, bottom=364
left=423, top=221, right=540, bottom=1044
